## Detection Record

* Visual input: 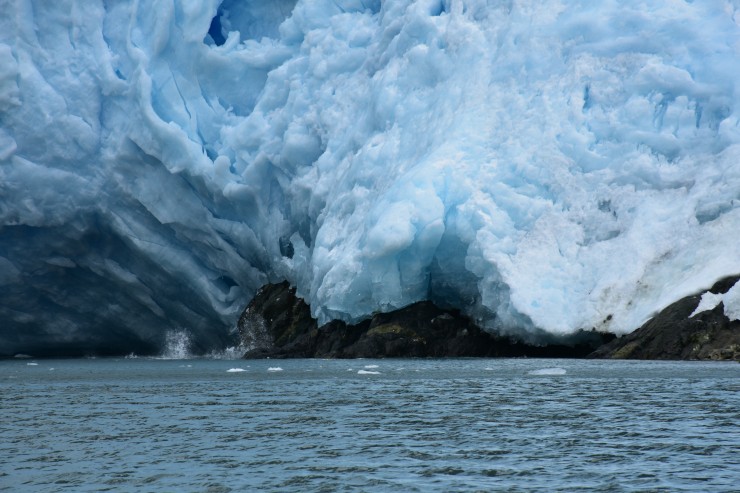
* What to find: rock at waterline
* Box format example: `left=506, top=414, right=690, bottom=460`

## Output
left=237, top=282, right=614, bottom=359
left=590, top=275, right=740, bottom=361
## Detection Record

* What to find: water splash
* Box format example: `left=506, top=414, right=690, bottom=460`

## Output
left=204, top=344, right=247, bottom=360
left=159, top=330, right=193, bottom=359
left=238, top=313, right=272, bottom=353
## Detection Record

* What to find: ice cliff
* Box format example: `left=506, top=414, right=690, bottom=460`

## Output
left=1, top=0, right=739, bottom=356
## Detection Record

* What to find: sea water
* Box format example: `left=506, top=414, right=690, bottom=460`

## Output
left=1, top=358, right=738, bottom=492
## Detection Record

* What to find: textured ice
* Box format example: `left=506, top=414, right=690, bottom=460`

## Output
left=1, top=0, right=740, bottom=356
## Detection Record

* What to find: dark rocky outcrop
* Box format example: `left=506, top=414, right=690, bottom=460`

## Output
left=238, top=282, right=614, bottom=359
left=590, top=275, right=740, bottom=361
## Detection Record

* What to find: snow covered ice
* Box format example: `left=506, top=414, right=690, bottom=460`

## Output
left=1, top=0, right=739, bottom=356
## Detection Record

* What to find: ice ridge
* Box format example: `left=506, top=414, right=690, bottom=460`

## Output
left=1, top=0, right=739, bottom=355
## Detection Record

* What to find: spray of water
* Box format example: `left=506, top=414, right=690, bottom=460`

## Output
left=158, top=330, right=193, bottom=359
left=151, top=329, right=246, bottom=360
left=204, top=344, right=247, bottom=360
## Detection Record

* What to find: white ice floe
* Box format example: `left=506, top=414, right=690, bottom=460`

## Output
left=226, top=368, right=247, bottom=373
left=529, top=368, right=567, bottom=376
left=357, top=370, right=381, bottom=375
left=267, top=367, right=284, bottom=372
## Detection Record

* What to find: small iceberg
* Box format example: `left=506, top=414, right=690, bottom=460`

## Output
left=26, top=362, right=38, bottom=366
left=226, top=368, right=247, bottom=373
left=529, top=368, right=567, bottom=376
left=267, top=367, right=283, bottom=372
left=364, top=364, right=379, bottom=369
left=357, top=370, right=380, bottom=375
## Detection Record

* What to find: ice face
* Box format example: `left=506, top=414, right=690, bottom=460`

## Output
left=1, top=0, right=739, bottom=356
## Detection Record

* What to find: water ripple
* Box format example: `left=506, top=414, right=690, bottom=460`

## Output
left=1, top=358, right=738, bottom=492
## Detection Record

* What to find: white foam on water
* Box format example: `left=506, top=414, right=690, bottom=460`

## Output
left=357, top=370, right=380, bottom=375
left=226, top=368, right=247, bottom=373
left=26, top=362, right=38, bottom=366
left=529, top=368, right=567, bottom=376
left=364, top=364, right=379, bottom=369
left=267, top=367, right=283, bottom=372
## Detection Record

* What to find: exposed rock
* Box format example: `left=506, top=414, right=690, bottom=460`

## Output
left=590, top=275, right=740, bottom=361
left=239, top=282, right=614, bottom=359
left=237, top=282, right=316, bottom=357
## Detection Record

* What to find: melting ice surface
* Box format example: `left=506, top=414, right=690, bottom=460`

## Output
left=1, top=0, right=740, bottom=356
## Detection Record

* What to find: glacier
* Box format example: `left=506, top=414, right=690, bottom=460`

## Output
left=1, top=0, right=739, bottom=356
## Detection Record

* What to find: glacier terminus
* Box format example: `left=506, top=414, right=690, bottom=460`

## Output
left=1, top=0, right=739, bottom=356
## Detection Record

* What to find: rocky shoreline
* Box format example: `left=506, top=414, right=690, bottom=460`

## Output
left=591, top=275, right=740, bottom=361
left=238, top=277, right=739, bottom=361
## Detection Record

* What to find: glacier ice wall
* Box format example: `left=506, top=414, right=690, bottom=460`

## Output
left=1, top=0, right=739, bottom=355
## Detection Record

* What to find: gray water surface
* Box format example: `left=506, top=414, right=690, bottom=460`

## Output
left=2, top=358, right=738, bottom=492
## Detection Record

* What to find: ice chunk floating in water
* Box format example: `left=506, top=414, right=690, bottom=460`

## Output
left=1, top=0, right=740, bottom=356
left=529, top=368, right=568, bottom=376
